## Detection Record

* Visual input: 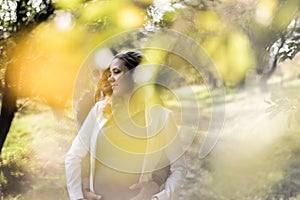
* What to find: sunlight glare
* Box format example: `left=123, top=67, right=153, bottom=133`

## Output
left=255, top=0, right=277, bottom=26
left=54, top=10, right=74, bottom=31
left=118, top=7, right=144, bottom=28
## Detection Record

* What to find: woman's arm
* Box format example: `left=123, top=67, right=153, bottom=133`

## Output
left=151, top=111, right=187, bottom=200
left=151, top=156, right=186, bottom=200
left=65, top=106, right=97, bottom=200
left=65, top=136, right=89, bottom=199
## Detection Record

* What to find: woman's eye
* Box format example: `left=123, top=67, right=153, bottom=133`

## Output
left=113, top=69, right=121, bottom=74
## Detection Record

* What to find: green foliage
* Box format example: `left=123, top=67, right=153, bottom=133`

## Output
left=0, top=129, right=35, bottom=197
left=0, top=101, right=74, bottom=199
left=145, top=0, right=300, bottom=86
left=0, top=0, right=54, bottom=40
left=0, top=151, right=34, bottom=197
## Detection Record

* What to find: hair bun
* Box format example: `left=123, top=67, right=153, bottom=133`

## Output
left=115, top=50, right=143, bottom=70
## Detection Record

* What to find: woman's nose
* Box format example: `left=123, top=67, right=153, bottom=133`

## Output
left=108, top=75, right=114, bottom=82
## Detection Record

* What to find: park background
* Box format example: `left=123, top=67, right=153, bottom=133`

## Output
left=1, top=0, right=300, bottom=199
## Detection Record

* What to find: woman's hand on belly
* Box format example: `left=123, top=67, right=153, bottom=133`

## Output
left=129, top=181, right=160, bottom=200
left=83, top=189, right=102, bottom=200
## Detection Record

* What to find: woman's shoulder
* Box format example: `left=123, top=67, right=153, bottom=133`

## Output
left=94, top=101, right=106, bottom=116
left=94, top=99, right=112, bottom=120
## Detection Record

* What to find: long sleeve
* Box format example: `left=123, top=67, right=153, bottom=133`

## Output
left=65, top=106, right=96, bottom=200
left=152, top=111, right=187, bottom=200
left=152, top=156, right=186, bottom=200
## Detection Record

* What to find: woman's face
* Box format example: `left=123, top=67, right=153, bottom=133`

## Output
left=108, top=58, right=132, bottom=95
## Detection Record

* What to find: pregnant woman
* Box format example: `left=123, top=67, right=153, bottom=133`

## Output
left=65, top=50, right=186, bottom=200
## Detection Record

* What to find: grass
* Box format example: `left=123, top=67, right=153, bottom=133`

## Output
left=0, top=100, right=76, bottom=199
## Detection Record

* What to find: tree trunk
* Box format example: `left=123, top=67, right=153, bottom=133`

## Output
left=259, top=36, right=285, bottom=90
left=0, top=78, right=17, bottom=153
left=0, top=0, right=55, bottom=153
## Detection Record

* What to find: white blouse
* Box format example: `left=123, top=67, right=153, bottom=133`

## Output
left=65, top=101, right=187, bottom=200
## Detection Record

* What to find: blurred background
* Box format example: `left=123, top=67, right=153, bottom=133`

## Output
left=0, top=0, right=300, bottom=199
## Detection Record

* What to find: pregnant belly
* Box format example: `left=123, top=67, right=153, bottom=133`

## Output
left=94, top=164, right=141, bottom=200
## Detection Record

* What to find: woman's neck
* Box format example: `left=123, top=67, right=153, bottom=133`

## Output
left=112, top=93, right=146, bottom=116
